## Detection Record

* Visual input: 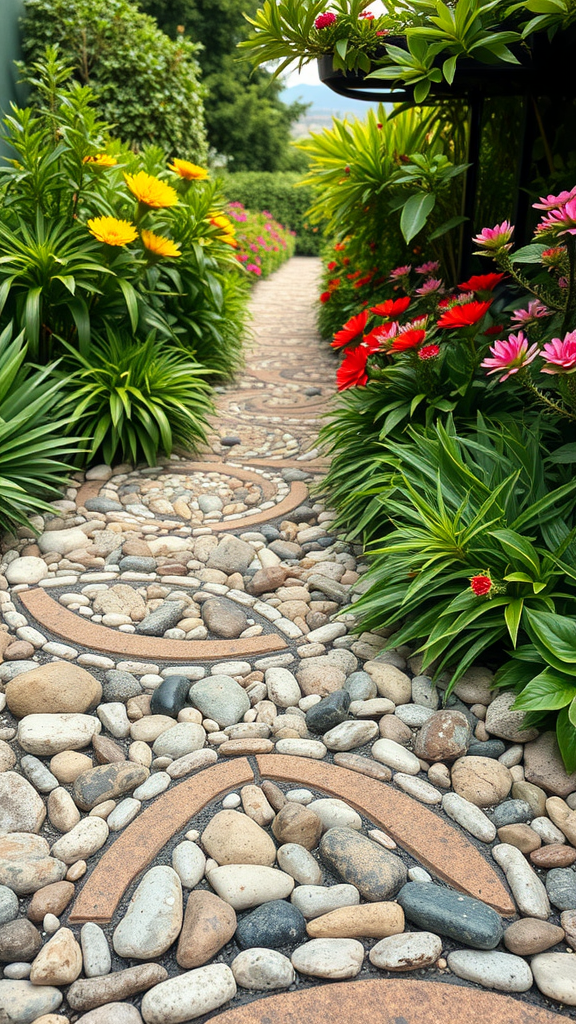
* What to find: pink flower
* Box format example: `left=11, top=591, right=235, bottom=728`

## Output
left=541, top=331, right=576, bottom=374
left=389, top=264, right=412, bottom=280
left=510, top=299, right=551, bottom=325
left=473, top=221, right=514, bottom=253
left=533, top=187, right=576, bottom=210
left=418, top=344, right=440, bottom=360
left=415, top=277, right=444, bottom=296
left=416, top=260, right=440, bottom=275
left=314, top=11, right=337, bottom=28
left=537, top=198, right=576, bottom=236
left=481, top=331, right=539, bottom=381
left=246, top=263, right=262, bottom=275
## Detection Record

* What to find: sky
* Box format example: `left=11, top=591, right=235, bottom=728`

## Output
left=283, top=1, right=386, bottom=88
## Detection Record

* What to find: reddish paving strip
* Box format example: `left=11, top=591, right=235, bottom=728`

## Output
left=256, top=755, right=516, bottom=916
left=68, top=759, right=254, bottom=924
left=19, top=589, right=288, bottom=660
left=210, top=979, right=564, bottom=1024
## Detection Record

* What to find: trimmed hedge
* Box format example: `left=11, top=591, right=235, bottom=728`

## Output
left=221, top=171, right=322, bottom=256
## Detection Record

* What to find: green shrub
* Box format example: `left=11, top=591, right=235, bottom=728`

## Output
left=20, top=0, right=207, bottom=161
left=0, top=324, right=83, bottom=532
left=222, top=172, right=321, bottom=256
left=60, top=329, right=213, bottom=465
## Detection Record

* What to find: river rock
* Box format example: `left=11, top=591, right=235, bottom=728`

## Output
left=0, top=834, right=66, bottom=895
left=236, top=899, right=306, bottom=949
left=141, top=963, right=236, bottom=1024
left=450, top=756, right=512, bottom=807
left=369, top=931, right=442, bottom=971
left=441, top=792, right=496, bottom=842
left=305, top=691, right=350, bottom=733
left=231, top=948, right=295, bottom=990
left=189, top=676, right=250, bottom=727
left=6, top=662, right=101, bottom=719
left=152, top=722, right=205, bottom=759
left=291, top=938, right=364, bottom=979
left=207, top=864, right=294, bottom=911
left=323, top=720, right=378, bottom=751
left=397, top=882, right=503, bottom=949
left=447, top=949, right=532, bottom=992
left=5, top=555, right=47, bottom=585
left=546, top=867, right=576, bottom=911
left=202, top=810, right=276, bottom=866
left=0, top=885, right=18, bottom=926
left=47, top=787, right=81, bottom=832
left=176, top=891, right=237, bottom=969
left=307, top=798, right=362, bottom=831
left=504, top=918, right=565, bottom=955
left=76, top=1005, right=143, bottom=1024
left=113, top=866, right=183, bottom=959
left=172, top=841, right=206, bottom=888
left=307, top=901, right=404, bottom=939
left=265, top=668, right=301, bottom=708
left=296, top=661, right=346, bottom=698
left=0, top=918, right=41, bottom=961
left=30, top=927, right=83, bottom=985
left=531, top=952, right=576, bottom=1005
left=485, top=691, right=538, bottom=743
left=364, top=662, right=411, bottom=703
left=208, top=535, right=255, bottom=574
left=492, top=843, right=549, bottom=918
left=18, top=714, right=101, bottom=756
left=81, top=922, right=111, bottom=978
left=51, top=817, right=109, bottom=864
left=67, top=964, right=168, bottom=1011
left=531, top=844, right=576, bottom=868
left=371, top=739, right=420, bottom=775
left=73, top=762, right=149, bottom=811
left=150, top=675, right=191, bottom=718
left=272, top=803, right=323, bottom=850
left=546, top=796, right=576, bottom=845
left=414, top=710, right=471, bottom=762
left=320, top=827, right=407, bottom=901
left=0, top=772, right=46, bottom=833
left=0, top=980, right=62, bottom=1021
left=202, top=597, right=248, bottom=639
left=498, top=824, right=541, bottom=854
left=524, top=731, right=576, bottom=797
left=291, top=884, right=360, bottom=919
left=137, top=601, right=187, bottom=637
left=277, top=844, right=322, bottom=885
left=38, top=526, right=89, bottom=555
left=344, top=672, right=377, bottom=701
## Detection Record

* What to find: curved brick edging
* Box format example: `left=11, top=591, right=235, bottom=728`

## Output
left=19, top=589, right=288, bottom=661
left=68, top=759, right=255, bottom=924
left=210, top=979, right=564, bottom=1024
left=255, top=755, right=516, bottom=915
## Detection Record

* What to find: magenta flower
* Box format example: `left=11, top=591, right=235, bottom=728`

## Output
left=537, top=198, right=576, bottom=236
left=473, top=221, right=514, bottom=254
left=481, top=331, right=539, bottom=381
left=510, top=299, right=551, bottom=325
left=541, top=331, right=576, bottom=374
left=416, top=260, right=440, bottom=275
left=533, top=187, right=576, bottom=211
left=315, top=11, right=336, bottom=29
left=415, top=277, right=444, bottom=296
left=246, top=263, right=262, bottom=276
left=389, top=264, right=412, bottom=280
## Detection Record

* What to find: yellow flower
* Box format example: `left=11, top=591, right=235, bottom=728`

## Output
left=141, top=229, right=181, bottom=258
left=124, top=171, right=179, bottom=208
left=169, top=159, right=209, bottom=181
left=87, top=216, right=138, bottom=246
left=210, top=214, right=234, bottom=233
left=218, top=234, right=238, bottom=248
left=83, top=153, right=117, bottom=168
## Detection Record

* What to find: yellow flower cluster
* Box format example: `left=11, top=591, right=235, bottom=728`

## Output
left=210, top=214, right=237, bottom=247
left=83, top=153, right=118, bottom=168
left=169, top=159, right=209, bottom=181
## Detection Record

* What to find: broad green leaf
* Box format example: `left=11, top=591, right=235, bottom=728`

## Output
left=504, top=597, right=523, bottom=647
left=513, top=669, right=576, bottom=711
left=557, top=706, right=576, bottom=773
left=400, top=192, right=436, bottom=243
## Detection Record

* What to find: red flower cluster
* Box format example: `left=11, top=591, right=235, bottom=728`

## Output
left=470, top=575, right=493, bottom=597
left=314, top=11, right=337, bottom=29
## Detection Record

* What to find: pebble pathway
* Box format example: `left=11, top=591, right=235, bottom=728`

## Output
left=0, top=258, right=575, bottom=1023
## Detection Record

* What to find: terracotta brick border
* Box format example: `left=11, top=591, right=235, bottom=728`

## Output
left=68, top=758, right=254, bottom=924
left=210, top=979, right=563, bottom=1024
left=256, top=755, right=515, bottom=916
left=20, top=589, right=288, bottom=661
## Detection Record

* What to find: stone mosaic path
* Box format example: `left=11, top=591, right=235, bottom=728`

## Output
left=0, top=258, right=576, bottom=1023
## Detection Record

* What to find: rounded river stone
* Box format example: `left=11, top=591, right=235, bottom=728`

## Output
left=319, top=827, right=407, bottom=901
left=397, top=882, right=504, bottom=950
left=236, top=899, right=307, bottom=950
left=305, top=691, right=351, bottom=735
left=150, top=676, right=191, bottom=719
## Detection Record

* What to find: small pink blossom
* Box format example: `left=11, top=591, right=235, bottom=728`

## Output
left=246, top=263, right=262, bottom=276
left=533, top=187, right=576, bottom=210
left=541, top=331, right=576, bottom=374
left=481, top=331, right=539, bottom=381
left=473, top=221, right=514, bottom=253
left=418, top=344, right=440, bottom=360
left=415, top=277, right=444, bottom=296
left=416, top=260, right=440, bottom=275
left=389, top=264, right=412, bottom=280
left=510, top=299, right=551, bottom=325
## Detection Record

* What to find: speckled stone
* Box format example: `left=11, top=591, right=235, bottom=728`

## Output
left=319, top=827, right=407, bottom=901
left=397, top=882, right=504, bottom=950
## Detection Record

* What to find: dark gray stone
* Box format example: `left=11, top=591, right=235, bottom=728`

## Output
left=235, top=900, right=306, bottom=950
left=397, top=882, right=504, bottom=950
left=136, top=601, right=187, bottom=637
left=84, top=498, right=123, bottom=513
left=72, top=763, right=149, bottom=811
left=268, top=540, right=303, bottom=561
left=320, top=827, right=407, bottom=901
left=282, top=469, right=310, bottom=482
left=150, top=676, right=191, bottom=719
left=489, top=800, right=533, bottom=828
left=260, top=525, right=281, bottom=541
left=546, top=868, right=576, bottom=911
left=201, top=597, right=248, bottom=639
left=103, top=670, right=143, bottom=703
left=220, top=437, right=241, bottom=446
left=118, top=557, right=157, bottom=573
left=304, top=387, right=322, bottom=397
left=306, top=690, right=351, bottom=734
left=290, top=506, right=316, bottom=523
left=0, top=918, right=42, bottom=961
left=467, top=740, right=507, bottom=759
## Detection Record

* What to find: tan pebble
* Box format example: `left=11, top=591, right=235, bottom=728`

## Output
left=368, top=829, right=397, bottom=850
left=177, top=708, right=203, bottom=724
left=437, top=958, right=447, bottom=969
left=89, top=800, right=116, bottom=819
left=474, top=722, right=489, bottom=742
left=126, top=694, right=151, bottom=721
left=202, top=809, right=276, bottom=866
left=49, top=751, right=93, bottom=784
left=28, top=881, right=75, bottom=922
left=47, top=788, right=81, bottom=832
left=272, top=803, right=322, bottom=851
left=66, top=860, right=87, bottom=881
left=241, top=784, right=276, bottom=826
left=379, top=716, right=412, bottom=745
left=219, top=739, right=274, bottom=757
left=510, top=765, right=524, bottom=782
left=261, top=780, right=287, bottom=811
left=504, top=918, right=565, bottom=955
left=307, top=902, right=404, bottom=939
left=128, top=741, right=153, bottom=767
left=497, top=823, right=541, bottom=854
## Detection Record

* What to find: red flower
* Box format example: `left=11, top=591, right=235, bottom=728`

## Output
left=437, top=300, right=492, bottom=329
left=315, top=11, right=337, bottom=29
left=484, top=323, right=504, bottom=336
left=328, top=277, right=341, bottom=292
left=458, top=273, right=506, bottom=293
left=327, top=261, right=338, bottom=271
left=470, top=574, right=493, bottom=597
left=363, top=322, right=398, bottom=350
left=389, top=329, right=426, bottom=352
left=331, top=310, right=369, bottom=349
left=334, top=242, right=346, bottom=252
left=347, top=269, right=363, bottom=280
left=418, top=344, right=440, bottom=360
left=336, top=346, right=369, bottom=390
left=370, top=296, right=411, bottom=318
left=320, top=291, right=331, bottom=304
left=353, top=273, right=373, bottom=289
left=343, top=257, right=350, bottom=266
